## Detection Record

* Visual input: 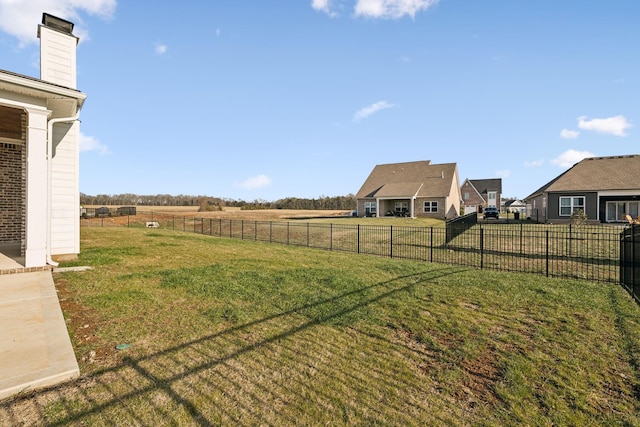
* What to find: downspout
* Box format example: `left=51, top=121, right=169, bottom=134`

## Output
left=46, top=112, right=80, bottom=267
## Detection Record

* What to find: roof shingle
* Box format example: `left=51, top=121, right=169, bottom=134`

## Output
left=526, top=155, right=640, bottom=198
left=356, top=160, right=458, bottom=199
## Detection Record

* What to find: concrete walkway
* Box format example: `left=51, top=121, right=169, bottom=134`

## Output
left=0, top=270, right=79, bottom=400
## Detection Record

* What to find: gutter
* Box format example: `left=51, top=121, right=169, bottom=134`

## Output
left=46, top=112, right=80, bottom=267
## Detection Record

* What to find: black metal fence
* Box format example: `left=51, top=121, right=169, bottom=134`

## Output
left=81, top=213, right=626, bottom=284
left=446, top=213, right=477, bottom=243
left=620, top=225, right=640, bottom=302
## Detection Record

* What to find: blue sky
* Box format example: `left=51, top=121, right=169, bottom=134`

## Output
left=1, top=1, right=638, bottom=201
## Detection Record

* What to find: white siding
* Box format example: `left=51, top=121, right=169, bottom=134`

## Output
left=39, top=26, right=77, bottom=89
left=50, top=121, right=79, bottom=256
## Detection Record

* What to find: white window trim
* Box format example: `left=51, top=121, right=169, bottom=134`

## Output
left=423, top=201, right=438, bottom=213
left=559, top=196, right=585, bottom=216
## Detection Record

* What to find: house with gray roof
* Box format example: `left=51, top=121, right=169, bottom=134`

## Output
left=355, top=160, right=461, bottom=219
left=523, top=155, right=640, bottom=223
left=460, top=178, right=502, bottom=214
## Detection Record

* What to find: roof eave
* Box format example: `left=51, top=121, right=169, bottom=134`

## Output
left=0, top=69, right=87, bottom=107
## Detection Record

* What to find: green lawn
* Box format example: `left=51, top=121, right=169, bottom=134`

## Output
left=2, top=227, right=639, bottom=426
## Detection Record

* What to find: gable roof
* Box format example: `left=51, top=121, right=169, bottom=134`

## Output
left=468, top=178, right=502, bottom=194
left=504, top=199, right=526, bottom=207
left=356, top=160, right=458, bottom=199
left=525, top=155, right=640, bottom=199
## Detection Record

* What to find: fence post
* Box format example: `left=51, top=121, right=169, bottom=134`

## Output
left=287, top=222, right=290, bottom=245
left=242, top=220, right=244, bottom=240
left=127, top=215, right=130, bottom=228
left=620, top=229, right=625, bottom=285
left=307, top=222, right=310, bottom=247
left=270, top=221, right=272, bottom=243
left=390, top=225, right=393, bottom=258
left=546, top=230, right=550, bottom=277
left=632, top=227, right=636, bottom=293
left=520, top=223, right=523, bottom=255
left=480, top=228, right=484, bottom=269
left=357, top=224, right=361, bottom=254
left=255, top=221, right=257, bottom=241
left=330, top=223, right=333, bottom=251
left=430, top=227, right=433, bottom=263
left=569, top=224, right=572, bottom=257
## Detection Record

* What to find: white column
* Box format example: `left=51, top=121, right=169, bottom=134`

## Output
left=25, top=108, right=50, bottom=268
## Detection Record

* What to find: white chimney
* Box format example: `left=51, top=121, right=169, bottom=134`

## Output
left=38, top=13, right=78, bottom=89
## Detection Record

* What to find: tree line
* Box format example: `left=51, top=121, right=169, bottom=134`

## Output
left=80, top=193, right=357, bottom=211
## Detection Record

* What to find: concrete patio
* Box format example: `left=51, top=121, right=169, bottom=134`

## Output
left=0, top=249, right=79, bottom=401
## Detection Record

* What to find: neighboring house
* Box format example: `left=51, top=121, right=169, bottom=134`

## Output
left=503, top=199, right=526, bottom=215
left=524, top=155, right=640, bottom=224
left=460, top=178, right=502, bottom=213
left=0, top=14, right=86, bottom=267
left=355, top=160, right=461, bottom=220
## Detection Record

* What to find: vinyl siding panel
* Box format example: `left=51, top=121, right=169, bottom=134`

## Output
left=50, top=121, right=79, bottom=256
left=39, top=26, right=77, bottom=88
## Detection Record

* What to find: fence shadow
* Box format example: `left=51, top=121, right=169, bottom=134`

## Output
left=0, top=267, right=464, bottom=425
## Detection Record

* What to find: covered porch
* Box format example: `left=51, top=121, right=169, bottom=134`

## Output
left=377, top=198, right=415, bottom=217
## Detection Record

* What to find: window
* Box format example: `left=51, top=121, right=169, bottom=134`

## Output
left=364, top=201, right=376, bottom=214
left=463, top=192, right=469, bottom=201
left=395, top=201, right=408, bottom=212
left=559, top=196, right=585, bottom=216
left=424, top=201, right=438, bottom=213
left=487, top=191, right=497, bottom=206
left=606, top=201, right=639, bottom=222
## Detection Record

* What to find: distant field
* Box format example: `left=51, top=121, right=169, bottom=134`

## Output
left=83, top=206, right=352, bottom=221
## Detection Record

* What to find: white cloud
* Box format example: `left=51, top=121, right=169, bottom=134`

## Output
left=311, top=0, right=338, bottom=16
left=235, top=174, right=272, bottom=190
left=560, top=129, right=579, bottom=139
left=577, top=115, right=632, bottom=137
left=551, top=149, right=594, bottom=168
left=496, top=169, right=511, bottom=178
left=0, top=0, right=116, bottom=47
left=354, top=0, right=440, bottom=19
left=312, top=0, right=439, bottom=19
left=154, top=42, right=167, bottom=55
left=353, top=100, right=395, bottom=123
left=79, top=132, right=109, bottom=155
left=216, top=28, right=221, bottom=37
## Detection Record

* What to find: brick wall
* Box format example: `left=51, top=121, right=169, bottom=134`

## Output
left=461, top=181, right=484, bottom=208
left=0, top=110, right=26, bottom=250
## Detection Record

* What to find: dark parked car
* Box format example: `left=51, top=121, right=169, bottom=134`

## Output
left=483, top=206, right=500, bottom=220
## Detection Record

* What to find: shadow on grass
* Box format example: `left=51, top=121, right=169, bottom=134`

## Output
left=608, top=286, right=640, bottom=401
left=0, top=267, right=465, bottom=425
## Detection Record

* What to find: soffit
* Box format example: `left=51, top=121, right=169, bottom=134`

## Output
left=0, top=69, right=86, bottom=113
